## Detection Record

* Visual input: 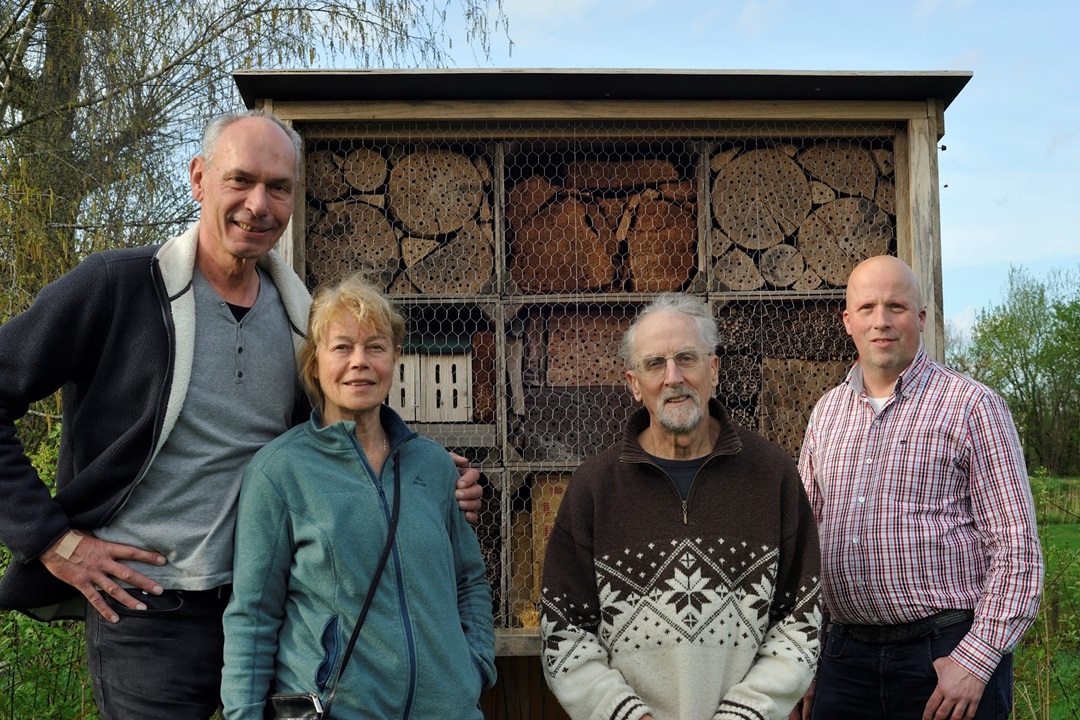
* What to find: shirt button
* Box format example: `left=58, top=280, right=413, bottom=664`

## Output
left=852, top=537, right=860, bottom=545
left=219, top=301, right=226, bottom=307
left=857, top=496, right=866, bottom=503
left=865, top=458, right=873, bottom=464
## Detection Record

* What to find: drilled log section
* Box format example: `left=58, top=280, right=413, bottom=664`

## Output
left=563, top=159, right=680, bottom=190
left=306, top=149, right=348, bottom=201
left=712, top=148, right=812, bottom=250
left=405, top=219, right=494, bottom=295
left=799, top=197, right=893, bottom=286
left=875, top=177, right=896, bottom=215
left=400, top=237, right=441, bottom=268
left=872, top=148, right=895, bottom=176
left=510, top=198, right=614, bottom=293
left=811, top=181, right=836, bottom=205
left=626, top=196, right=696, bottom=292
left=307, top=201, right=399, bottom=289
left=759, top=244, right=807, bottom=288
left=389, top=149, right=484, bottom=236
left=792, top=268, right=824, bottom=291
left=713, top=248, right=764, bottom=291
left=758, top=358, right=850, bottom=458
left=799, top=141, right=877, bottom=201
left=340, top=147, right=388, bottom=193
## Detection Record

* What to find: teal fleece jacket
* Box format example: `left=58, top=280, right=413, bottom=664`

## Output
left=221, top=406, right=496, bottom=719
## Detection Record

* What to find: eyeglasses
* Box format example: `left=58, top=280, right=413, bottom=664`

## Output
left=632, top=349, right=710, bottom=376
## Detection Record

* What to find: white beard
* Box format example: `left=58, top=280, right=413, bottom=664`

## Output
left=654, top=386, right=704, bottom=433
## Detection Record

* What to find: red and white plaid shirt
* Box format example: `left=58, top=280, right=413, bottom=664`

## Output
left=800, top=347, right=1044, bottom=682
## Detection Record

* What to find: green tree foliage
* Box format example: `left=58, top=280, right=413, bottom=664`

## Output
left=0, top=0, right=505, bottom=454
left=960, top=267, right=1080, bottom=476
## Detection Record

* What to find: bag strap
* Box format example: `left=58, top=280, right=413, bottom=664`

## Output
left=322, top=458, right=401, bottom=717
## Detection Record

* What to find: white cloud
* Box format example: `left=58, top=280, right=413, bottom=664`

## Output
left=737, top=0, right=785, bottom=36
left=914, top=0, right=975, bottom=20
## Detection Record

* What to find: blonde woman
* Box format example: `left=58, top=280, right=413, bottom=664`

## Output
left=222, top=274, right=495, bottom=718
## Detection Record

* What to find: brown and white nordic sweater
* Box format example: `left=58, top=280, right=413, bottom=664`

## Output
left=540, top=400, right=822, bottom=720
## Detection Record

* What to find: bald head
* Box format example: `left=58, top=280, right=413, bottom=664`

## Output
left=846, top=256, right=923, bottom=312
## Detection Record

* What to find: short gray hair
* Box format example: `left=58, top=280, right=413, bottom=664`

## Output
left=200, top=109, right=302, bottom=177
left=619, top=293, right=720, bottom=366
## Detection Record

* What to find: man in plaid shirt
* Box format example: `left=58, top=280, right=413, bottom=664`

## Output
left=793, top=255, right=1043, bottom=720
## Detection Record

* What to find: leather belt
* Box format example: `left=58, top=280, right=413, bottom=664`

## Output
left=840, top=609, right=973, bottom=644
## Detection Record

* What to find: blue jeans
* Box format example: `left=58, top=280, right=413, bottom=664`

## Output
left=84, top=587, right=230, bottom=720
left=813, top=619, right=1013, bottom=720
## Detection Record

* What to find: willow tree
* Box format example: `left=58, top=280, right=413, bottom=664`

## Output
left=0, top=0, right=507, bottom=318
left=0, top=0, right=505, bottom=460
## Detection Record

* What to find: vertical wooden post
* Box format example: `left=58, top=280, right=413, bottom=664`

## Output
left=895, top=100, right=945, bottom=362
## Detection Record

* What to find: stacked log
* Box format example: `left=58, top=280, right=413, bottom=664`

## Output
left=305, top=145, right=495, bottom=294
left=508, top=159, right=697, bottom=293
left=710, top=141, right=895, bottom=290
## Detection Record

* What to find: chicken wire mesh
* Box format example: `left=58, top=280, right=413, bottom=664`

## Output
left=299, top=120, right=895, bottom=634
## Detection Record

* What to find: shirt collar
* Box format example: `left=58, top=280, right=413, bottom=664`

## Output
left=845, top=344, right=929, bottom=400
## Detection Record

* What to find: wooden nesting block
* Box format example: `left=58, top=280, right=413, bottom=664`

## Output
left=759, top=300, right=856, bottom=360
left=799, top=197, right=892, bottom=286
left=711, top=147, right=812, bottom=250
left=758, top=358, right=850, bottom=458
left=510, top=198, right=615, bottom=293
left=626, top=196, right=697, bottom=292
left=506, top=175, right=559, bottom=234
left=799, top=141, right=878, bottom=201
left=545, top=311, right=631, bottom=387
left=532, top=473, right=571, bottom=602
left=388, top=149, right=485, bottom=236
left=563, top=159, right=681, bottom=190
left=307, top=201, right=400, bottom=290
left=472, top=329, right=497, bottom=423
left=716, top=354, right=762, bottom=403
left=514, top=387, right=638, bottom=462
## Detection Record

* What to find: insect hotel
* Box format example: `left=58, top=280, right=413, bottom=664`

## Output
left=234, top=68, right=969, bottom=717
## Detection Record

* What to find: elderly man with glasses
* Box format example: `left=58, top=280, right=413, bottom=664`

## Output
left=540, top=293, right=822, bottom=720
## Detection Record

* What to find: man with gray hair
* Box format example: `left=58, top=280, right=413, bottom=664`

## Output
left=0, top=110, right=482, bottom=718
left=541, top=292, right=822, bottom=720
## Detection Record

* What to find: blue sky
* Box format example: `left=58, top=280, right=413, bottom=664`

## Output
left=448, top=0, right=1078, bottom=335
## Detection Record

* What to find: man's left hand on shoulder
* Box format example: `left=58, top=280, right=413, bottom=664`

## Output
left=922, top=656, right=987, bottom=720
left=451, top=451, right=483, bottom=524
